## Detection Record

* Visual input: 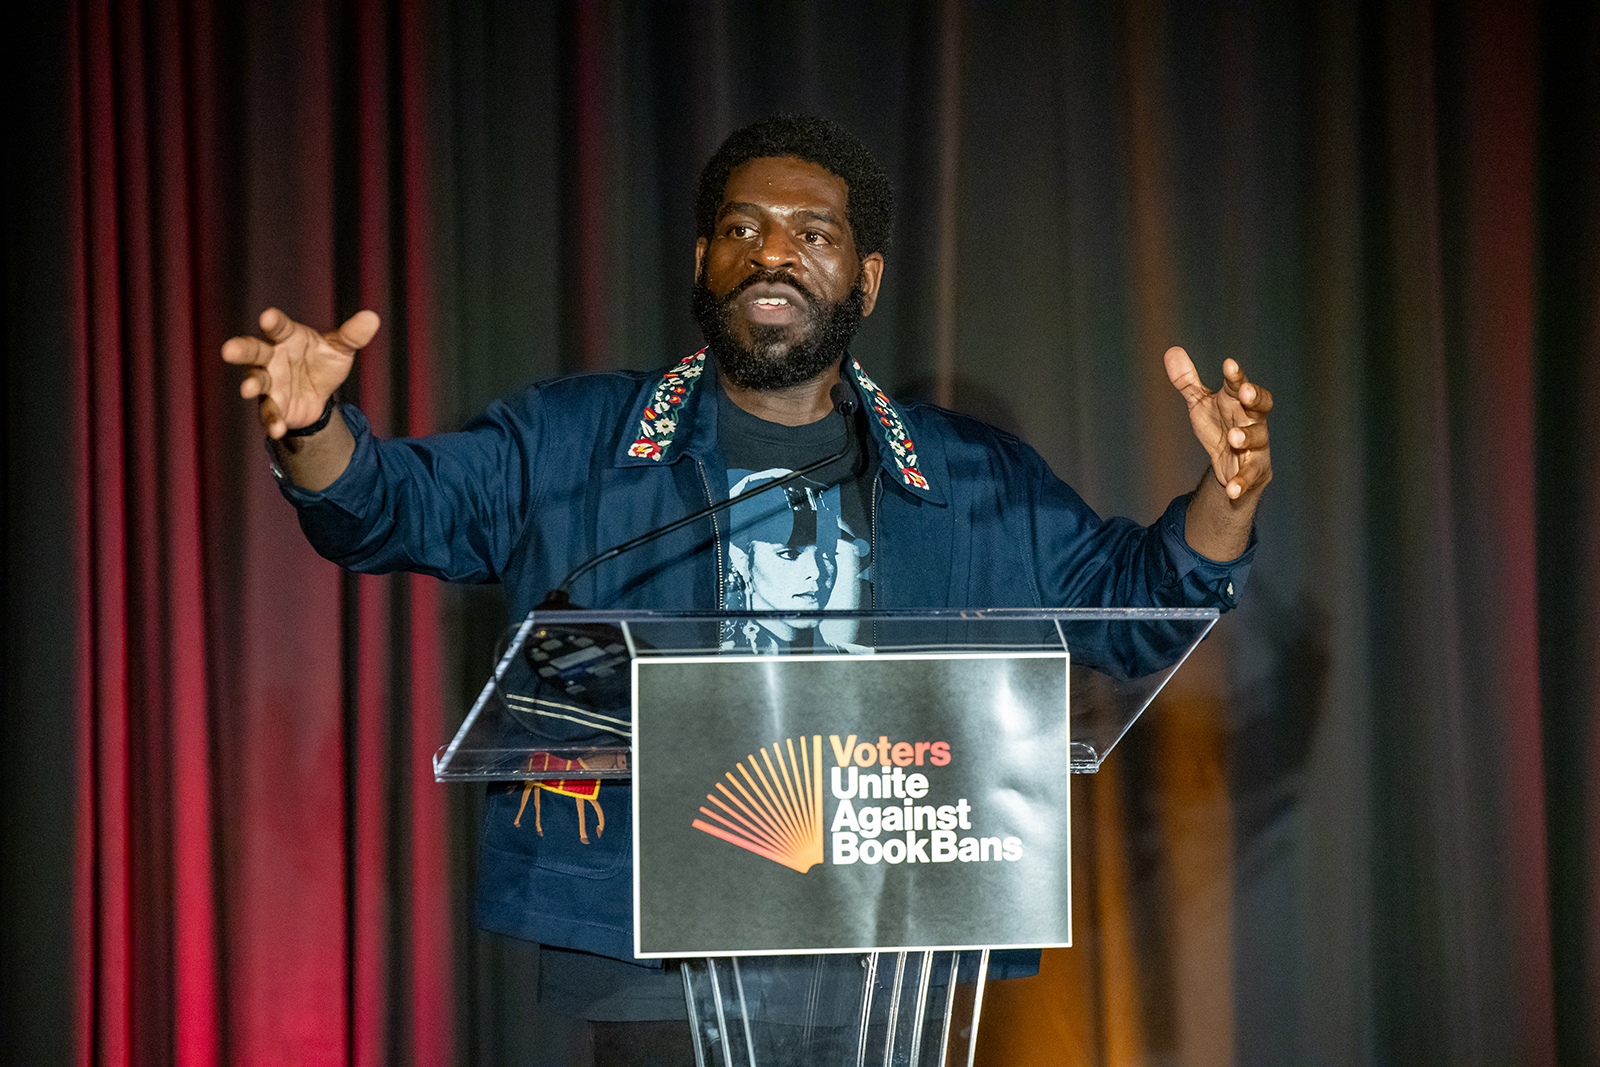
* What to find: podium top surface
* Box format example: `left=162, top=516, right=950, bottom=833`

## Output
left=520, top=606, right=1220, bottom=623
left=434, top=607, right=1219, bottom=781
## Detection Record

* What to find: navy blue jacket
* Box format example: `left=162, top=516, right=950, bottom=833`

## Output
left=281, top=349, right=1253, bottom=964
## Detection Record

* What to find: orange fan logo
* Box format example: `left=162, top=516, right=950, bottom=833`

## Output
left=692, top=736, right=824, bottom=873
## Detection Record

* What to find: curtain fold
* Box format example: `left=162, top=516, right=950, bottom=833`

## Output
left=66, top=1, right=452, bottom=1063
left=1457, top=0, right=1554, bottom=1056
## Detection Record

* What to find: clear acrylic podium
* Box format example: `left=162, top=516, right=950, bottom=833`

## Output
left=436, top=607, right=1217, bottom=1066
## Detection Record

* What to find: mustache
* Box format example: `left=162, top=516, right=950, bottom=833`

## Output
left=723, top=269, right=820, bottom=306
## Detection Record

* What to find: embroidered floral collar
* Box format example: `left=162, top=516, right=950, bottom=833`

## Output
left=624, top=348, right=706, bottom=462
left=622, top=348, right=934, bottom=494
left=845, top=357, right=930, bottom=491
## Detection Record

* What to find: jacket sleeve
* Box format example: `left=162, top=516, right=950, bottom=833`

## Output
left=1014, top=442, right=1256, bottom=678
left=1021, top=443, right=1255, bottom=612
left=273, top=397, right=544, bottom=584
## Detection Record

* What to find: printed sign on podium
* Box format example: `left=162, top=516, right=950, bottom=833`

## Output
left=631, top=652, right=1071, bottom=958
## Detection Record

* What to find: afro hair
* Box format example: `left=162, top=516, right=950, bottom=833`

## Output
left=695, top=114, right=893, bottom=259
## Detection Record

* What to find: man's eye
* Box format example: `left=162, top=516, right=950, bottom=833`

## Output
left=803, top=231, right=827, bottom=244
left=729, top=224, right=755, bottom=239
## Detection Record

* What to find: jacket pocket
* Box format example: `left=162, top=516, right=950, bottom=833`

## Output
left=481, top=780, right=630, bottom=879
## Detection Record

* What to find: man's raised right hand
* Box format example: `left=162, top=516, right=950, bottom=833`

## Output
left=222, top=307, right=379, bottom=439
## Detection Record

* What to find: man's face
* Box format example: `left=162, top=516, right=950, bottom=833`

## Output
left=744, top=540, right=836, bottom=619
left=693, top=156, right=884, bottom=391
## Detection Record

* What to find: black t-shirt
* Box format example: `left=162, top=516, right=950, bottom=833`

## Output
left=716, top=387, right=874, bottom=653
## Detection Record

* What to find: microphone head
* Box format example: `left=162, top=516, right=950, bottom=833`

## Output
left=829, top=381, right=859, bottom=417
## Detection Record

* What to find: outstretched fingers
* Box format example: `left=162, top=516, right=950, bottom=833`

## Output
left=220, top=333, right=272, bottom=368
left=258, top=306, right=295, bottom=343
left=1222, top=362, right=1273, bottom=499
left=332, top=309, right=381, bottom=352
left=1242, top=379, right=1273, bottom=415
left=222, top=307, right=380, bottom=437
left=1223, top=358, right=1274, bottom=415
left=1164, top=346, right=1207, bottom=406
left=1227, top=447, right=1272, bottom=498
left=258, top=395, right=288, bottom=440
left=1227, top=422, right=1270, bottom=451
left=238, top=366, right=270, bottom=400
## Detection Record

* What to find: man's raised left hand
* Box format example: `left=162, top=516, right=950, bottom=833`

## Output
left=1164, top=346, right=1273, bottom=502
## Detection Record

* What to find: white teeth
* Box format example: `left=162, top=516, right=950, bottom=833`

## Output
left=754, top=297, right=789, bottom=305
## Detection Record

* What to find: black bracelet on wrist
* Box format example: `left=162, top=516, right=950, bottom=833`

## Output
left=282, top=393, right=339, bottom=438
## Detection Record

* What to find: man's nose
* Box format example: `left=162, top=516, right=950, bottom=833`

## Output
left=754, top=227, right=800, bottom=268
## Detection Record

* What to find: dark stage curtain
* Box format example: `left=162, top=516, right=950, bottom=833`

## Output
left=3, top=1, right=1598, bottom=1065
left=8, top=1, right=453, bottom=1064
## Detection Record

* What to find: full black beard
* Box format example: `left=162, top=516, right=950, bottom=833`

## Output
left=692, top=267, right=866, bottom=391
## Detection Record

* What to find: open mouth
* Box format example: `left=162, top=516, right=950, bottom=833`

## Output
left=736, top=280, right=809, bottom=323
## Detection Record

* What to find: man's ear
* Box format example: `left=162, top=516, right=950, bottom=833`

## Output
left=858, top=252, right=885, bottom=317
left=694, top=237, right=707, bottom=281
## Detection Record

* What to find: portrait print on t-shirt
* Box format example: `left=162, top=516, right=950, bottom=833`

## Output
left=720, top=468, right=870, bottom=654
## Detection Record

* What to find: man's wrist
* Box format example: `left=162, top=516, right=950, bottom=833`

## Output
left=1184, top=470, right=1260, bottom=561
left=265, top=400, right=357, bottom=493
left=281, top=393, right=339, bottom=438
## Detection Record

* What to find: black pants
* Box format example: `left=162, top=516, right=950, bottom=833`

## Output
left=587, top=1019, right=698, bottom=1067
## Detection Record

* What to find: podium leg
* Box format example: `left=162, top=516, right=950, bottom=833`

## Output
left=679, top=950, right=989, bottom=1066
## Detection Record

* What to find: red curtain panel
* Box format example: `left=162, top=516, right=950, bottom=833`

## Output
left=66, top=1, right=451, bottom=1063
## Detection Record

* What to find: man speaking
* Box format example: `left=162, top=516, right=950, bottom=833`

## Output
left=224, top=114, right=1272, bottom=1062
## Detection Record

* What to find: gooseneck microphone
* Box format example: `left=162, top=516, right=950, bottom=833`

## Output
left=537, top=382, right=859, bottom=610
left=511, top=383, right=858, bottom=739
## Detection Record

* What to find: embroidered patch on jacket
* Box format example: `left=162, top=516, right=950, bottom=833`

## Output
left=629, top=348, right=707, bottom=460
left=849, top=358, right=930, bottom=491
left=514, top=753, right=605, bottom=843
